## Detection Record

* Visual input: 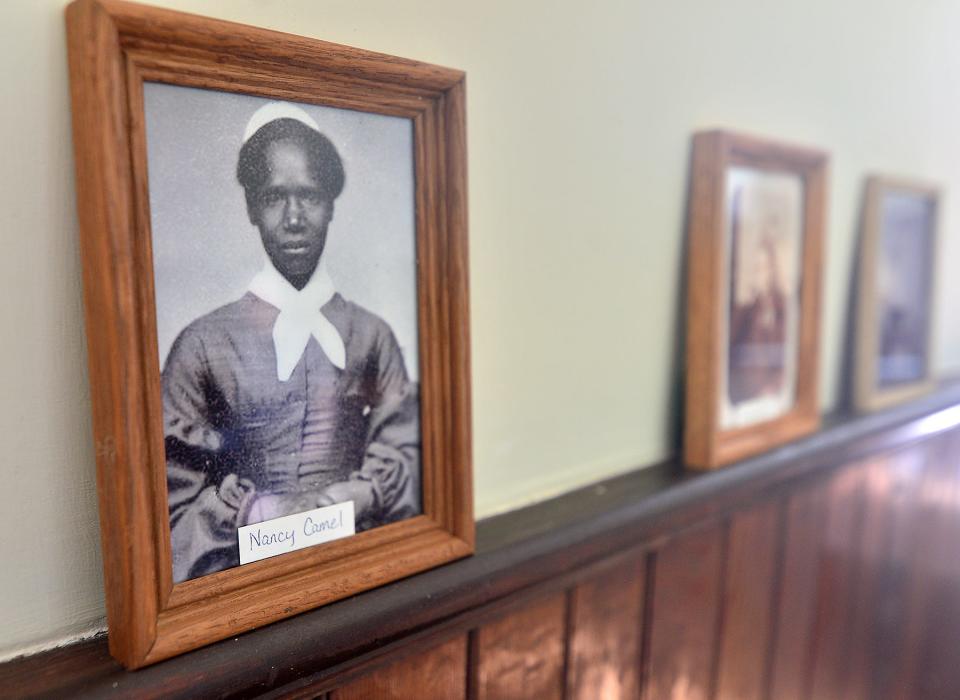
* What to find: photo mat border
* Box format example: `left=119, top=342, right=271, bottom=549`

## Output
left=719, top=165, right=805, bottom=430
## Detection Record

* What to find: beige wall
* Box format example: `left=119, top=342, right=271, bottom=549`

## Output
left=2, top=0, right=959, bottom=659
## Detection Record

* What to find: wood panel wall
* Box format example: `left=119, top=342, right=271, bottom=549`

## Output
left=316, top=426, right=960, bottom=700
left=7, top=395, right=960, bottom=698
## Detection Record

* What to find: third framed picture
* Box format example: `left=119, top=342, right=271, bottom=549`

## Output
left=854, top=177, right=939, bottom=412
left=684, top=130, right=827, bottom=469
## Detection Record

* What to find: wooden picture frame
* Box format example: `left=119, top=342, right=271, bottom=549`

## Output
left=684, top=130, right=827, bottom=469
left=66, top=0, right=472, bottom=668
left=853, top=177, right=938, bottom=412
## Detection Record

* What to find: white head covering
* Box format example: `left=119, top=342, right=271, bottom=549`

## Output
left=243, top=101, right=321, bottom=144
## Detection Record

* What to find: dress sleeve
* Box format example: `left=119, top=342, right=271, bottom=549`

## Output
left=163, top=328, right=253, bottom=582
left=351, top=326, right=421, bottom=528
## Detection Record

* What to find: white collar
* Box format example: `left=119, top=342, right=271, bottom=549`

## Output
left=248, top=260, right=347, bottom=380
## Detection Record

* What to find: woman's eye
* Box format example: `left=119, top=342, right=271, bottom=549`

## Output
left=302, top=191, right=323, bottom=205
left=261, top=192, right=283, bottom=205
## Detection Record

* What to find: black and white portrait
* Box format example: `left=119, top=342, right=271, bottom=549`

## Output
left=144, top=84, right=422, bottom=583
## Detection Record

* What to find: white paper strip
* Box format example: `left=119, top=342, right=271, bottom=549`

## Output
left=237, top=500, right=355, bottom=565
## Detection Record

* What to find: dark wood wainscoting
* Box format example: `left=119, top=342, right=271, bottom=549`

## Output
left=6, top=387, right=960, bottom=699
left=328, top=430, right=960, bottom=700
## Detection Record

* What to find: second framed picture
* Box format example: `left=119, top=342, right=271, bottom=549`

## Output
left=684, top=130, right=827, bottom=469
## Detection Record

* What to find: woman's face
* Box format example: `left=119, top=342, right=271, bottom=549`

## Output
left=248, top=139, right=334, bottom=289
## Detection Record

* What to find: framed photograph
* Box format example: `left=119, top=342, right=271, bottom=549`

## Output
left=66, top=0, right=472, bottom=668
left=854, top=177, right=938, bottom=411
left=684, top=130, right=827, bottom=469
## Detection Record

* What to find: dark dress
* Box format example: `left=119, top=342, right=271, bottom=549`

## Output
left=163, top=292, right=420, bottom=582
left=727, top=290, right=788, bottom=405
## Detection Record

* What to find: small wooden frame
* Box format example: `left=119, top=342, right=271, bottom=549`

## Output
left=684, top=130, right=827, bottom=469
left=66, top=0, right=472, bottom=668
left=854, top=177, right=938, bottom=412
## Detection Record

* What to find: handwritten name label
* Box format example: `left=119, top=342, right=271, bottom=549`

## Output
left=237, top=501, right=355, bottom=565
